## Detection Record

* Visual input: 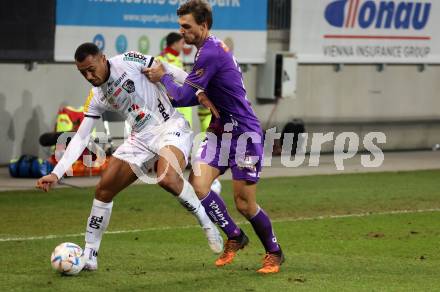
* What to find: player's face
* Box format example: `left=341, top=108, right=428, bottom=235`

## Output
left=76, top=54, right=108, bottom=87
left=178, top=14, right=208, bottom=46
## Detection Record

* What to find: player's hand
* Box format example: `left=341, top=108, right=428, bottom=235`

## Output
left=143, top=60, right=166, bottom=83
left=197, top=92, right=220, bottom=119
left=36, top=173, right=59, bottom=192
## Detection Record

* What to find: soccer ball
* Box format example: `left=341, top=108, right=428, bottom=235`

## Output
left=50, top=242, right=85, bottom=275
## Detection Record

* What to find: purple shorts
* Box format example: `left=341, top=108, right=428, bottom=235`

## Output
left=195, top=131, right=263, bottom=182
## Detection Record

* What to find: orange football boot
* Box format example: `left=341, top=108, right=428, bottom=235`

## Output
left=215, top=231, right=249, bottom=267
left=257, top=249, right=285, bottom=274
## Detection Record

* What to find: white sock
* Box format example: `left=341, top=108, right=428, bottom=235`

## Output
left=177, top=180, right=212, bottom=229
left=84, top=199, right=113, bottom=252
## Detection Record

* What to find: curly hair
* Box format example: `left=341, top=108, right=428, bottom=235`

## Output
left=74, top=42, right=100, bottom=62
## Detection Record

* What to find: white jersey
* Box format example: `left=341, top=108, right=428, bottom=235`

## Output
left=84, top=51, right=182, bottom=133
left=52, top=52, right=194, bottom=179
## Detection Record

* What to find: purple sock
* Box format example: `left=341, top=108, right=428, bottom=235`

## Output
left=200, top=190, right=241, bottom=238
left=250, top=208, right=280, bottom=253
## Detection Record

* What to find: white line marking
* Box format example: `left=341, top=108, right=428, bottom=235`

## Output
left=1, top=208, right=439, bottom=243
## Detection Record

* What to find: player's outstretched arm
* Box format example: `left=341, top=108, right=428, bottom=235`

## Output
left=145, top=63, right=219, bottom=116
left=35, top=117, right=96, bottom=192
left=144, top=61, right=199, bottom=106
left=160, top=60, right=188, bottom=85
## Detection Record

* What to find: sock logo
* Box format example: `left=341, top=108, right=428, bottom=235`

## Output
left=209, top=200, right=229, bottom=228
left=325, top=0, right=431, bottom=30
left=180, top=200, right=197, bottom=212
left=88, top=249, right=98, bottom=259
left=89, top=215, right=104, bottom=229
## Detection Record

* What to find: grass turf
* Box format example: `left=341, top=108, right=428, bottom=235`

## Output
left=0, top=170, right=439, bottom=291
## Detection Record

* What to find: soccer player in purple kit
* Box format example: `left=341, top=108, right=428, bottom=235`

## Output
left=145, top=0, right=284, bottom=274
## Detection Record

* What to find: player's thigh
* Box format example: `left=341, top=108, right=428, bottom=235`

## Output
left=95, top=156, right=138, bottom=202
left=157, top=145, right=187, bottom=174
left=189, top=162, right=221, bottom=198
left=157, top=117, right=193, bottom=164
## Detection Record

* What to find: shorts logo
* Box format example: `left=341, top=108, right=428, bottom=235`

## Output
left=238, top=155, right=257, bottom=172
left=122, top=79, right=135, bottom=93
left=247, top=172, right=257, bottom=178
left=167, top=131, right=181, bottom=137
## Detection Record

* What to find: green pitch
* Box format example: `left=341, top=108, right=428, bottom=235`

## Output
left=1, top=170, right=439, bottom=291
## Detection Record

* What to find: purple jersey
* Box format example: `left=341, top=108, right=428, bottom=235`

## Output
left=161, top=35, right=261, bottom=135
left=160, top=35, right=263, bottom=182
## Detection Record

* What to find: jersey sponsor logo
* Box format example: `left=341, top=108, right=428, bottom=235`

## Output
left=105, top=87, right=115, bottom=99
left=104, top=74, right=127, bottom=99
left=325, top=0, right=431, bottom=30
left=123, top=51, right=148, bottom=65
left=122, top=79, right=135, bottom=93
left=157, top=98, right=170, bottom=122
left=113, top=87, right=122, bottom=97
left=195, top=68, right=204, bottom=78
left=128, top=103, right=140, bottom=112
left=127, top=103, right=151, bottom=127
left=114, top=72, right=127, bottom=88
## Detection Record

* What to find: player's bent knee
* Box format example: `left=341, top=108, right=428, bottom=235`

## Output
left=94, top=184, right=116, bottom=203
left=191, top=181, right=211, bottom=198
left=235, top=198, right=255, bottom=218
left=235, top=201, right=249, bottom=216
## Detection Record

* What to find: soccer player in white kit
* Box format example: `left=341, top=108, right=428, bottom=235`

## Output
left=36, top=43, right=223, bottom=270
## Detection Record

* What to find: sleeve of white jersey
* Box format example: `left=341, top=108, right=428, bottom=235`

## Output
left=83, top=88, right=105, bottom=119
left=160, top=61, right=188, bottom=85
left=52, top=117, right=97, bottom=179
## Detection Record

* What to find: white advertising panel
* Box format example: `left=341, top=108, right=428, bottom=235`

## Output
left=290, top=0, right=439, bottom=63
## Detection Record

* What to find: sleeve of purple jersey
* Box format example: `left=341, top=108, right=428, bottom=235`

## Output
left=185, top=47, right=219, bottom=91
left=160, top=46, right=219, bottom=107
left=160, top=74, right=199, bottom=107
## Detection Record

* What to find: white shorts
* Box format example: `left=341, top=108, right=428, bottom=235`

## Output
left=112, top=116, right=193, bottom=170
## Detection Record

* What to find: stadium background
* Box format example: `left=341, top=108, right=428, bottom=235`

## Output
left=0, top=0, right=438, bottom=164
left=1, top=1, right=440, bottom=290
